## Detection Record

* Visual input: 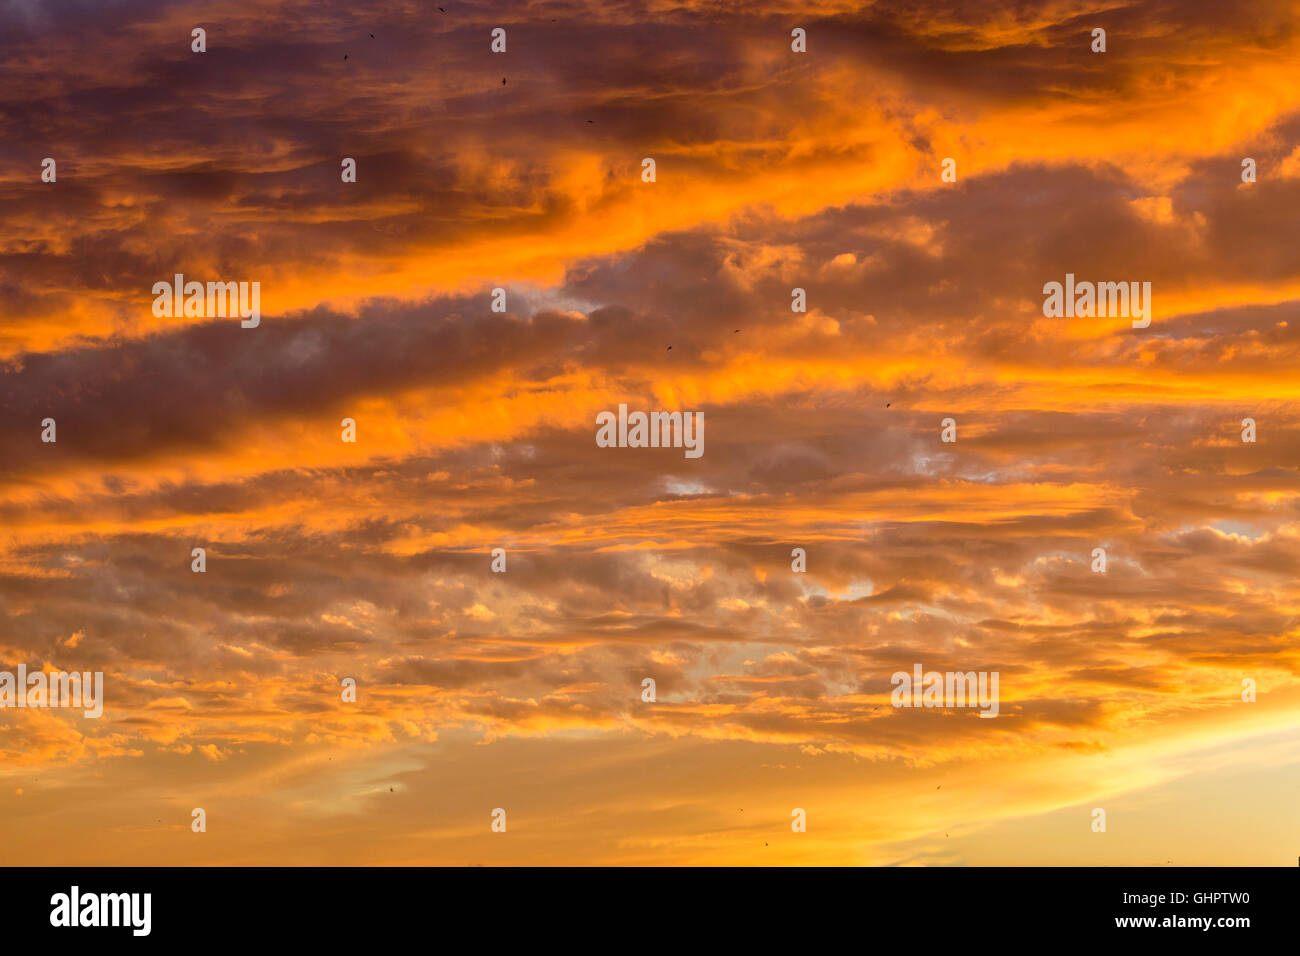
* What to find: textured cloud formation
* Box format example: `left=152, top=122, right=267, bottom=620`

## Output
left=0, top=0, right=1298, bottom=864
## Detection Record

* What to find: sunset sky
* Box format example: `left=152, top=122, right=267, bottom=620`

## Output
left=1, top=0, right=1298, bottom=865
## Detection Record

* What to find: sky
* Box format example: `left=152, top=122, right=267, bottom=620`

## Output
left=0, top=0, right=1298, bottom=865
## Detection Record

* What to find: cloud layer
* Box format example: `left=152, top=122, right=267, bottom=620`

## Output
left=1, top=0, right=1298, bottom=864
